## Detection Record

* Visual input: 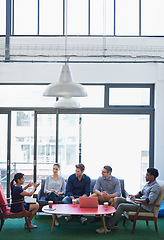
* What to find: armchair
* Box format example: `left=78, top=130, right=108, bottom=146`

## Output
left=0, top=184, right=32, bottom=232
left=123, top=180, right=164, bottom=233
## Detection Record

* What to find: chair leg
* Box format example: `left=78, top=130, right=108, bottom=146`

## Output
left=24, top=216, right=31, bottom=232
left=154, top=219, right=158, bottom=232
left=123, top=216, right=126, bottom=226
left=0, top=218, right=4, bottom=231
left=132, top=219, right=137, bottom=233
left=146, top=220, right=149, bottom=225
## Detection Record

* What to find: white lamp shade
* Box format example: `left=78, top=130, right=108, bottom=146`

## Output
left=43, top=64, right=87, bottom=98
left=54, top=97, right=81, bottom=108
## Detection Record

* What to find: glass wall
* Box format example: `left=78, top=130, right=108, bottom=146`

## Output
left=0, top=114, right=8, bottom=194
left=81, top=114, right=149, bottom=193
left=10, top=111, right=34, bottom=185
left=59, top=114, right=79, bottom=178
left=0, top=83, right=154, bottom=196
left=37, top=114, right=56, bottom=181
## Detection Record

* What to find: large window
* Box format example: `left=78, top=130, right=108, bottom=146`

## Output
left=37, top=114, right=56, bottom=181
left=67, top=0, right=88, bottom=35
left=59, top=114, right=79, bottom=178
left=90, top=0, right=114, bottom=35
left=115, top=0, right=139, bottom=36
left=39, top=0, right=63, bottom=35
left=14, top=0, right=38, bottom=35
left=141, top=0, right=164, bottom=36
left=81, top=114, right=149, bottom=193
left=0, top=84, right=154, bottom=197
left=1, top=0, right=164, bottom=36
left=10, top=111, right=34, bottom=185
left=109, top=87, right=150, bottom=106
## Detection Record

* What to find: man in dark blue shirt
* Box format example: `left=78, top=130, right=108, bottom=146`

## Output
left=62, top=163, right=91, bottom=224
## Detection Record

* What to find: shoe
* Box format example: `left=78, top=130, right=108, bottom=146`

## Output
left=113, top=224, right=119, bottom=230
left=96, top=227, right=111, bottom=234
left=57, top=214, right=62, bottom=218
left=81, top=217, right=87, bottom=224
left=65, top=216, right=72, bottom=222
left=54, top=219, right=60, bottom=226
left=90, top=217, right=101, bottom=223
left=24, top=223, right=37, bottom=229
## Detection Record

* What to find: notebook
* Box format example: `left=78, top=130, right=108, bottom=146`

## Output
left=25, top=196, right=36, bottom=203
left=79, top=197, right=98, bottom=208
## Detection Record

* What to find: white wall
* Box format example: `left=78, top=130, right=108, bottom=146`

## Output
left=0, top=62, right=158, bottom=83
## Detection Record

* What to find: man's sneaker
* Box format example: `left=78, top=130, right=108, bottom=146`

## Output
left=96, top=227, right=111, bottom=234
left=81, top=217, right=87, bottom=224
left=113, top=224, right=119, bottom=230
left=54, top=219, right=60, bottom=227
left=65, top=216, right=72, bottom=222
left=90, top=216, right=101, bottom=223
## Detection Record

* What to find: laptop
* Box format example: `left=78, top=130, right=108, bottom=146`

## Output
left=79, top=197, right=98, bottom=208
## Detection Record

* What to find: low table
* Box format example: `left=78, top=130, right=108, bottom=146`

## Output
left=42, top=204, right=116, bottom=234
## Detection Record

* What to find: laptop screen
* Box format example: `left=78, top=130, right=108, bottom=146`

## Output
left=79, top=197, right=98, bottom=208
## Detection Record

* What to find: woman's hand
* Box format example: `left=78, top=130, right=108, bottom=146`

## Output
left=34, top=182, right=40, bottom=189
left=28, top=181, right=34, bottom=188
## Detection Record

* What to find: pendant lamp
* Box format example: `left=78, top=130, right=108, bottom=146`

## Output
left=43, top=64, right=87, bottom=98
left=43, top=0, right=87, bottom=108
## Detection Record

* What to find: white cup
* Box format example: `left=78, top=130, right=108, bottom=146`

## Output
left=48, top=201, right=53, bottom=208
left=72, top=199, right=77, bottom=206
left=104, top=202, right=108, bottom=210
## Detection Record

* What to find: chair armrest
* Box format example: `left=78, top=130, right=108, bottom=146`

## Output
left=134, top=200, right=160, bottom=207
left=0, top=200, right=25, bottom=207
left=132, top=201, right=160, bottom=220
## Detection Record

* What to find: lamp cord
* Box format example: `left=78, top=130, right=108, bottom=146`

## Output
left=103, top=0, right=107, bottom=58
left=65, top=0, right=68, bottom=63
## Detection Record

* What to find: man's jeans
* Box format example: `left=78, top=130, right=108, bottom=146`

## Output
left=107, top=197, right=146, bottom=229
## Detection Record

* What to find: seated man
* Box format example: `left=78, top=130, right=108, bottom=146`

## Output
left=90, top=165, right=121, bottom=223
left=62, top=163, right=91, bottom=224
left=96, top=167, right=162, bottom=234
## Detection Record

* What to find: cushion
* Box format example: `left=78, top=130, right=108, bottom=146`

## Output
left=0, top=184, right=8, bottom=213
left=158, top=199, right=164, bottom=218
left=127, top=211, right=154, bottom=217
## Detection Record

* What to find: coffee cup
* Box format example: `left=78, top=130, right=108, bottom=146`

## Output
left=48, top=201, right=53, bottom=209
left=72, top=199, right=77, bottom=206
left=104, top=202, right=108, bottom=210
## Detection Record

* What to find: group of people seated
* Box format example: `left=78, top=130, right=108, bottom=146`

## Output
left=10, top=163, right=162, bottom=234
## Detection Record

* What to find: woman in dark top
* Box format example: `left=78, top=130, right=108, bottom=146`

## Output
left=10, top=172, right=40, bottom=229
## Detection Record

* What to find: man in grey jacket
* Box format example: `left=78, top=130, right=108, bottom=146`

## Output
left=96, top=167, right=162, bottom=234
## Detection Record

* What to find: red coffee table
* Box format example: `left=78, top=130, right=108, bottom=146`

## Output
left=42, top=204, right=116, bottom=234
